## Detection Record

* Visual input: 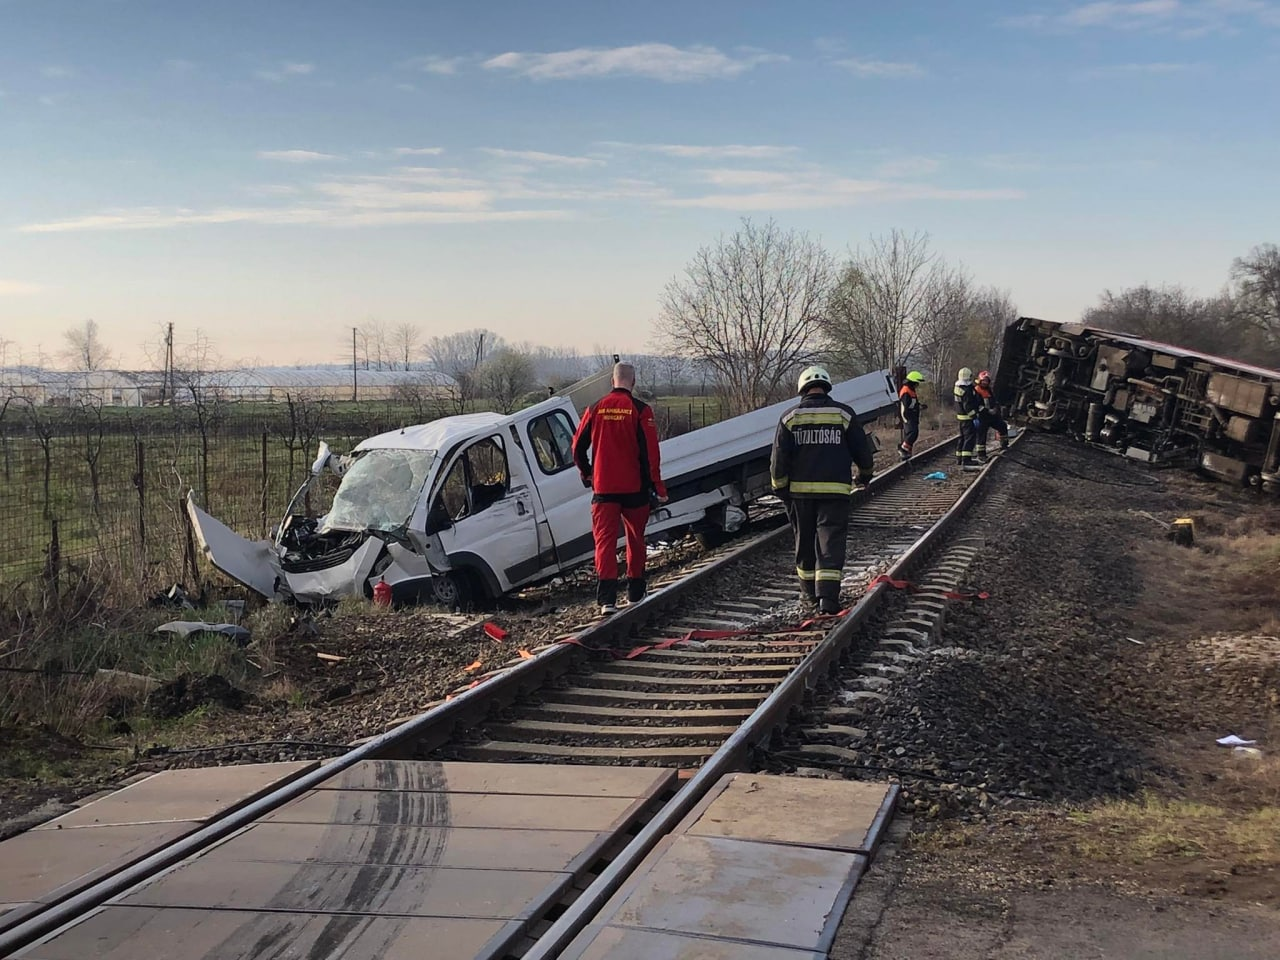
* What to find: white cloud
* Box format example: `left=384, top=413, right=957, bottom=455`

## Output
left=481, top=43, right=786, bottom=81
left=393, top=147, right=446, bottom=156
left=40, top=65, right=74, bottom=79
left=668, top=169, right=1023, bottom=210
left=834, top=58, right=925, bottom=78
left=606, top=142, right=800, bottom=160
left=404, top=55, right=468, bottom=75
left=258, top=150, right=342, bottom=162
left=480, top=148, right=604, bottom=167
left=164, top=59, right=197, bottom=72
left=256, top=61, right=315, bottom=81
left=18, top=207, right=569, bottom=233
left=1004, top=0, right=1280, bottom=33
left=0, top=279, right=42, bottom=295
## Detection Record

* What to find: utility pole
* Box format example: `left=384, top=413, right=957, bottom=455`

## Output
left=163, top=322, right=175, bottom=406
left=351, top=326, right=358, bottom=402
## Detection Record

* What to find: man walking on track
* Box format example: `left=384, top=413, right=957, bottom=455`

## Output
left=898, top=370, right=926, bottom=461
left=973, top=369, right=1012, bottom=461
left=770, top=365, right=876, bottom=616
left=573, top=361, right=668, bottom=616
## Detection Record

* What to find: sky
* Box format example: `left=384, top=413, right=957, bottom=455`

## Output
left=1, top=0, right=1278, bottom=368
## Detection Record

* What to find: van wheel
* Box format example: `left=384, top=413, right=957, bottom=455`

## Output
left=431, top=571, right=476, bottom=610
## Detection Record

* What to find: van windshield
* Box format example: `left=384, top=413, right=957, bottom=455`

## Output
left=322, top=448, right=437, bottom=533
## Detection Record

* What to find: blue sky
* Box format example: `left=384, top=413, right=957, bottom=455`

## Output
left=2, top=0, right=1277, bottom=367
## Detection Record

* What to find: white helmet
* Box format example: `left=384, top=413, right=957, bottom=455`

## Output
left=957, top=366, right=974, bottom=385
left=797, top=365, right=833, bottom=394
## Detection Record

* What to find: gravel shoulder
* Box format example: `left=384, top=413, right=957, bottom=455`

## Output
left=832, top=434, right=1280, bottom=957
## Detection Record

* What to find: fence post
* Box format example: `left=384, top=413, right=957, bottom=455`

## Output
left=182, top=491, right=201, bottom=596
left=44, top=518, right=60, bottom=599
left=134, top=440, right=146, bottom=552
left=261, top=431, right=269, bottom=537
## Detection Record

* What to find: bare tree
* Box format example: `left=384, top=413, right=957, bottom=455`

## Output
left=655, top=218, right=834, bottom=416
left=390, top=322, right=421, bottom=371
left=423, top=328, right=505, bottom=414
left=60, top=319, right=114, bottom=371
left=1232, top=243, right=1280, bottom=343
left=479, top=348, right=538, bottom=414
left=821, top=230, right=969, bottom=378
left=1082, top=284, right=1255, bottom=360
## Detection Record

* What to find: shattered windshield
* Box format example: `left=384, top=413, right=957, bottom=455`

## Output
left=322, top=448, right=436, bottom=533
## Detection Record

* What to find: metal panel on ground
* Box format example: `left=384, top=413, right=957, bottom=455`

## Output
left=14, top=761, right=675, bottom=960
left=32, top=762, right=317, bottom=829
left=17, top=907, right=521, bottom=960
left=679, top=773, right=897, bottom=854
left=571, top=834, right=865, bottom=954
left=561, top=925, right=824, bottom=959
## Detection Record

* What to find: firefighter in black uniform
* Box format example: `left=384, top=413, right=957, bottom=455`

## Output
left=770, top=365, right=876, bottom=615
left=897, top=370, right=926, bottom=461
left=953, top=366, right=981, bottom=470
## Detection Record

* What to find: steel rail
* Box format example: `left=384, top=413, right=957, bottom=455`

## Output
left=520, top=436, right=1018, bottom=960
left=0, top=437, right=957, bottom=957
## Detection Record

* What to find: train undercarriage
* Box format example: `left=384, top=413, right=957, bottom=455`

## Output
left=995, top=317, right=1280, bottom=491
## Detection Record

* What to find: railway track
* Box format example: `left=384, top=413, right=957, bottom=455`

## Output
left=1, top=436, right=1016, bottom=960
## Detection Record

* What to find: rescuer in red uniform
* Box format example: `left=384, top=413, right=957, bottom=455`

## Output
left=573, top=362, right=669, bottom=615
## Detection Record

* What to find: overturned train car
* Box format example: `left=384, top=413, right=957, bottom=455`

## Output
left=995, top=317, right=1280, bottom=491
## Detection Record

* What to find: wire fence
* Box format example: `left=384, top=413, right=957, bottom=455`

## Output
left=0, top=392, right=726, bottom=599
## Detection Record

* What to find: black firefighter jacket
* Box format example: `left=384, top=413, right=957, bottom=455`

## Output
left=770, top=392, right=876, bottom=499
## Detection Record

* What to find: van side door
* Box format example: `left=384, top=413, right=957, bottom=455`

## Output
left=522, top=407, right=595, bottom=565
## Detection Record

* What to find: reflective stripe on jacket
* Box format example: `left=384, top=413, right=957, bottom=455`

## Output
left=953, top=381, right=980, bottom=420
left=770, top=392, right=876, bottom=499
left=898, top=383, right=920, bottom=424
left=572, top=388, right=668, bottom=501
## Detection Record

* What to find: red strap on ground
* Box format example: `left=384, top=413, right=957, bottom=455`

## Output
left=943, top=590, right=990, bottom=601
left=483, top=622, right=508, bottom=641
left=867, top=574, right=916, bottom=592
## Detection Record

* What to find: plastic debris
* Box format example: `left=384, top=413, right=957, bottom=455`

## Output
left=149, top=584, right=195, bottom=610
left=483, top=622, right=508, bottom=641
left=1216, top=734, right=1258, bottom=747
left=154, top=621, right=250, bottom=646
left=463, top=659, right=483, bottom=673
left=923, top=471, right=947, bottom=481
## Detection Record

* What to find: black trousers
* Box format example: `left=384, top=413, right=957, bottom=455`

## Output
left=975, top=414, right=1008, bottom=455
left=900, top=417, right=919, bottom=453
left=956, top=418, right=977, bottom=461
left=788, top=497, right=850, bottom=600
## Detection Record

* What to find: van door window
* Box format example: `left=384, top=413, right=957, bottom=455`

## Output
left=432, top=435, right=510, bottom=525
left=467, top=436, right=509, bottom=513
left=527, top=411, right=577, bottom=474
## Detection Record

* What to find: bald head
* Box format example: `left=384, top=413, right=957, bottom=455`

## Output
left=612, top=362, right=636, bottom=390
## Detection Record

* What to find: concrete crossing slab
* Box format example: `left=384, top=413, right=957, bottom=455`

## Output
left=17, top=906, right=522, bottom=960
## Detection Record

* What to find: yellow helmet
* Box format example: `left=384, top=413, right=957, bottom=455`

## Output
left=797, top=365, right=833, bottom=394
left=957, top=367, right=974, bottom=384
left=905, top=370, right=926, bottom=384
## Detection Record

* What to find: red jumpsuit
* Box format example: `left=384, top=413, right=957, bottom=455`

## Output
left=572, top=388, right=668, bottom=606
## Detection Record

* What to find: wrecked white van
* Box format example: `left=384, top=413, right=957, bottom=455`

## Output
left=188, top=371, right=897, bottom=606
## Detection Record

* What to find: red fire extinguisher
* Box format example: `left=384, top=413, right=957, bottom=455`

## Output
left=373, top=577, right=392, bottom=607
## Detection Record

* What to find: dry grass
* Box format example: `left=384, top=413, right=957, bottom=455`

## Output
left=1068, top=779, right=1280, bottom=868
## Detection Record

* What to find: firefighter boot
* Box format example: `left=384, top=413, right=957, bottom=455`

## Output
left=1000, top=434, right=1009, bottom=451
left=818, top=597, right=842, bottom=615
left=597, top=579, right=618, bottom=616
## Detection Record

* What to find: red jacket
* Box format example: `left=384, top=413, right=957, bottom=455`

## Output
left=573, top=388, right=668, bottom=503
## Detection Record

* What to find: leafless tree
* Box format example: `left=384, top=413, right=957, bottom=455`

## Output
left=390, top=322, right=421, bottom=370
left=479, top=348, right=538, bottom=414
left=1232, top=243, right=1280, bottom=343
left=655, top=218, right=834, bottom=416
left=60, top=319, right=114, bottom=371
left=821, top=230, right=968, bottom=378
left=1082, top=284, right=1256, bottom=360
left=424, top=328, right=505, bottom=414
left=534, top=346, right=589, bottom=388
left=74, top=396, right=107, bottom=514
left=919, top=285, right=1016, bottom=389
